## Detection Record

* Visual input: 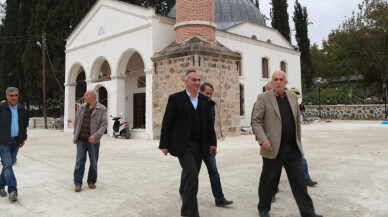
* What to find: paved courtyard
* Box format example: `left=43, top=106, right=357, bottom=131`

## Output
left=0, top=120, right=387, bottom=217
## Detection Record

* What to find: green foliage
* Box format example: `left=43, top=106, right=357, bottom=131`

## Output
left=303, top=85, right=354, bottom=105
left=293, top=0, right=314, bottom=90
left=0, top=0, right=174, bottom=113
left=316, top=0, right=388, bottom=87
left=270, top=0, right=291, bottom=42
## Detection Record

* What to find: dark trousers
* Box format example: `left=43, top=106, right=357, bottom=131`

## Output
left=179, top=145, right=225, bottom=203
left=178, top=141, right=202, bottom=217
left=258, top=144, right=316, bottom=217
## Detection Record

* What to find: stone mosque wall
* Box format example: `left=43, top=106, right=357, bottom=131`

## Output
left=305, top=105, right=386, bottom=120
left=152, top=55, right=241, bottom=139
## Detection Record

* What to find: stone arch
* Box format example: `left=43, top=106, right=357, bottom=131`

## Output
left=116, top=48, right=147, bottom=76
left=90, top=56, right=113, bottom=82
left=67, top=62, right=86, bottom=84
left=117, top=49, right=146, bottom=129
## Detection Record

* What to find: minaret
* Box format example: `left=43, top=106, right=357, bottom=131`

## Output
left=151, top=0, right=242, bottom=139
left=175, top=0, right=216, bottom=43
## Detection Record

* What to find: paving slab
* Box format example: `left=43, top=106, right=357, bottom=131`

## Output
left=0, top=120, right=387, bottom=217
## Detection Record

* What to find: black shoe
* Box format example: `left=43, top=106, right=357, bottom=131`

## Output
left=259, top=210, right=270, bottom=217
left=216, top=198, right=233, bottom=206
left=312, top=214, right=323, bottom=217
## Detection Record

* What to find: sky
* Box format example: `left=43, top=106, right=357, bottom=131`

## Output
left=259, top=0, right=363, bottom=47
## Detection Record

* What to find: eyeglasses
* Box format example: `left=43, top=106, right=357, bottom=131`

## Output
left=8, top=94, right=18, bottom=97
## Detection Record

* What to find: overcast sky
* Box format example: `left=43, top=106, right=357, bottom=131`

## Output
left=259, top=0, right=363, bottom=47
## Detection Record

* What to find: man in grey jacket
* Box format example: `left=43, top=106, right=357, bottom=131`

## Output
left=73, top=89, right=107, bottom=192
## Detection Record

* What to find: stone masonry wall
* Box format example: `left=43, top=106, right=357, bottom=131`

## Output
left=152, top=55, right=241, bottom=139
left=305, top=105, right=386, bottom=120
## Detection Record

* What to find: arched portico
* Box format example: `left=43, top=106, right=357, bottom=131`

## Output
left=90, top=57, right=113, bottom=83
left=64, top=62, right=87, bottom=130
left=117, top=49, right=149, bottom=138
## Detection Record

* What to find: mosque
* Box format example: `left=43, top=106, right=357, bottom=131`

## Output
left=64, top=0, right=301, bottom=139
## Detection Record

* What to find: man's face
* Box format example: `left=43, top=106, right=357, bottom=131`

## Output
left=83, top=91, right=95, bottom=104
left=271, top=71, right=288, bottom=93
left=201, top=86, right=214, bottom=101
left=265, top=83, right=273, bottom=92
left=185, top=72, right=201, bottom=93
left=6, top=90, right=19, bottom=107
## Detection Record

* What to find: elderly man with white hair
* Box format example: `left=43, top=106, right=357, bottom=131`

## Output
left=73, top=89, right=107, bottom=192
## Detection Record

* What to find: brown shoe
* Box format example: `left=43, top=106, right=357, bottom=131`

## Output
left=88, top=183, right=96, bottom=189
left=75, top=185, right=82, bottom=192
left=306, top=178, right=318, bottom=187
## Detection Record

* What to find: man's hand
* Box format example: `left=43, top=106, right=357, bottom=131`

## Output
left=210, top=146, right=217, bottom=155
left=73, top=138, right=76, bottom=144
left=88, top=135, right=96, bottom=144
left=160, top=149, right=168, bottom=156
left=20, top=140, right=25, bottom=148
left=261, top=140, right=272, bottom=151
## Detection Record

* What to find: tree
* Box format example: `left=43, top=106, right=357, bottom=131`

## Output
left=293, top=0, right=314, bottom=89
left=271, top=0, right=291, bottom=42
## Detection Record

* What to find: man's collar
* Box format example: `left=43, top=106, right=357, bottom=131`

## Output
left=8, top=102, right=18, bottom=108
left=186, top=89, right=198, bottom=100
left=274, top=90, right=287, bottom=98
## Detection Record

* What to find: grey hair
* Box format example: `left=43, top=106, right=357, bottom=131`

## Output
left=87, top=89, right=98, bottom=100
left=184, top=70, right=197, bottom=80
left=265, top=82, right=272, bottom=92
left=6, top=87, right=19, bottom=95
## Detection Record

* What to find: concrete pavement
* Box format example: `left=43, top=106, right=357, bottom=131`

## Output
left=0, top=120, right=387, bottom=217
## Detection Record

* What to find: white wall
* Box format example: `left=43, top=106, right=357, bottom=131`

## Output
left=216, top=31, right=301, bottom=127
left=226, top=22, right=293, bottom=49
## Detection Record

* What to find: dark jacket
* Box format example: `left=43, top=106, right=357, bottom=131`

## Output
left=0, top=101, right=28, bottom=145
left=159, top=90, right=217, bottom=157
left=209, top=99, right=216, bottom=123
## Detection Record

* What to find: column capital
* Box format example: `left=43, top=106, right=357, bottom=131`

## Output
left=64, top=83, right=76, bottom=87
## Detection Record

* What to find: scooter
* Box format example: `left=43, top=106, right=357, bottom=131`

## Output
left=110, top=113, right=131, bottom=139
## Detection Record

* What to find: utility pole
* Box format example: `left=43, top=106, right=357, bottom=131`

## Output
left=42, top=31, right=47, bottom=129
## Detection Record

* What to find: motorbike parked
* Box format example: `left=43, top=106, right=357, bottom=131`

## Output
left=110, top=113, right=131, bottom=139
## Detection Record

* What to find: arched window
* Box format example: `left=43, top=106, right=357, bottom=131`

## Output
left=262, top=58, right=269, bottom=78
left=240, top=84, right=245, bottom=116
left=281, top=61, right=286, bottom=73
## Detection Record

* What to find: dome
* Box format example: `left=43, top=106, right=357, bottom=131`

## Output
left=167, top=0, right=266, bottom=30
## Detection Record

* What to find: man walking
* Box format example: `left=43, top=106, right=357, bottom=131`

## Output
left=179, top=82, right=233, bottom=207
left=159, top=70, right=217, bottom=217
left=73, top=89, right=107, bottom=192
left=252, top=71, right=322, bottom=217
left=0, top=87, right=28, bottom=201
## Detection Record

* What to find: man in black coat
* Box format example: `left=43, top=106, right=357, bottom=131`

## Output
left=0, top=87, right=28, bottom=202
left=159, top=70, right=217, bottom=217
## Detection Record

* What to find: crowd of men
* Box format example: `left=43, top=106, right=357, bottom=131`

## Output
left=0, top=69, right=322, bottom=217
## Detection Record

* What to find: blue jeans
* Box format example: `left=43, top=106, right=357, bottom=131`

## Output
left=301, top=144, right=310, bottom=179
left=74, top=140, right=100, bottom=186
left=0, top=140, right=20, bottom=193
left=180, top=147, right=225, bottom=203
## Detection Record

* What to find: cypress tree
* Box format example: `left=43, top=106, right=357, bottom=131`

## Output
left=293, top=0, right=314, bottom=89
left=270, top=0, right=291, bottom=42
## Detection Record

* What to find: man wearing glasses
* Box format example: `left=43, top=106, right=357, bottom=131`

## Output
left=0, top=87, right=28, bottom=201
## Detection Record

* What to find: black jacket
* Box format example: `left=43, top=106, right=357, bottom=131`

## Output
left=159, top=90, right=217, bottom=157
left=0, top=101, right=28, bottom=145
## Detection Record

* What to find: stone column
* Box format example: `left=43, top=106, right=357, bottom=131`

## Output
left=64, top=82, right=76, bottom=132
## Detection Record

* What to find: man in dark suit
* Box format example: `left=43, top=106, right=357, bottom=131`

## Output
left=159, top=70, right=217, bottom=217
left=252, top=71, right=322, bottom=217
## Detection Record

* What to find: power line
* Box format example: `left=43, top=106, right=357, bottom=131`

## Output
left=44, top=39, right=64, bottom=93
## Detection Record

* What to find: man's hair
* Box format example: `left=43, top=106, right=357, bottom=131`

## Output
left=265, top=82, right=272, bottom=92
left=87, top=89, right=98, bottom=100
left=184, top=70, right=197, bottom=80
left=200, top=82, right=214, bottom=92
left=6, top=87, right=19, bottom=95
